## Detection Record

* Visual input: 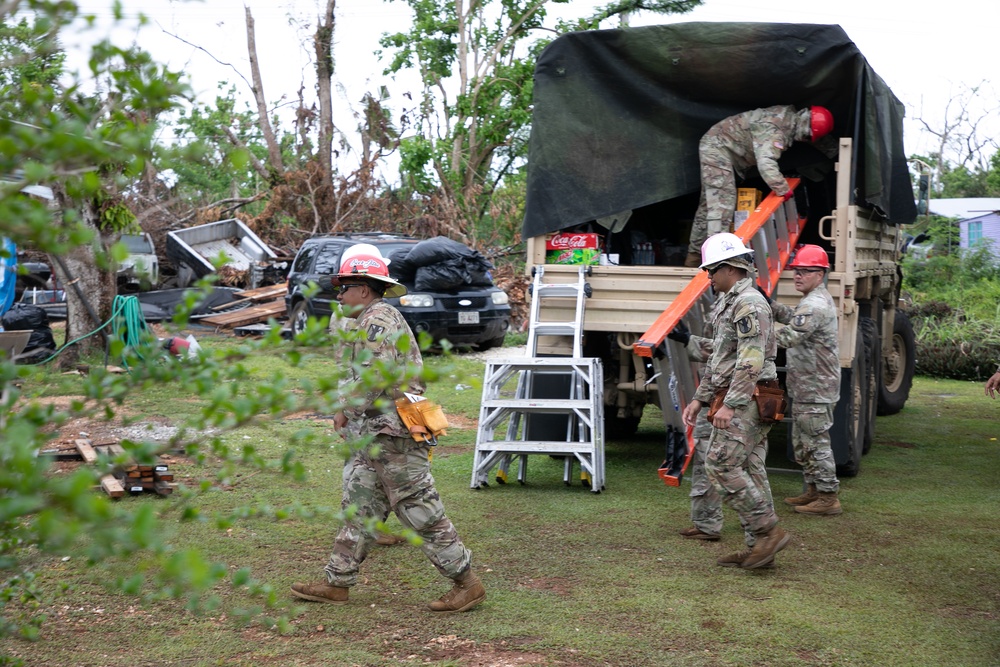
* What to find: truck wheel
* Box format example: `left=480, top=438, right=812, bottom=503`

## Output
left=860, top=317, right=879, bottom=454
left=877, top=310, right=915, bottom=416
left=289, top=301, right=311, bottom=336
left=836, top=331, right=867, bottom=478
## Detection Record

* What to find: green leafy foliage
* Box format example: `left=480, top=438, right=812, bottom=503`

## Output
left=905, top=244, right=1000, bottom=379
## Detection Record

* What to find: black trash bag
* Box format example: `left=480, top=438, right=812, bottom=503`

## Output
left=414, top=261, right=470, bottom=291
left=387, top=247, right=416, bottom=284
left=405, top=236, right=473, bottom=266
left=2, top=303, right=56, bottom=362
left=466, top=255, right=496, bottom=286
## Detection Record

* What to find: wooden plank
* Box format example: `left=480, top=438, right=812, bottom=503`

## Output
left=74, top=439, right=99, bottom=464
left=235, top=283, right=288, bottom=300
left=154, top=481, right=176, bottom=496
left=200, top=299, right=286, bottom=328
left=100, top=475, right=125, bottom=499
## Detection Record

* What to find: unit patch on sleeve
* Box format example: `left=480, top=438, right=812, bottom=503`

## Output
left=735, top=314, right=759, bottom=338
left=792, top=313, right=810, bottom=329
left=367, top=323, right=385, bottom=342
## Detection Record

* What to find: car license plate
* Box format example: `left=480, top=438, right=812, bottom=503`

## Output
left=458, top=311, right=479, bottom=325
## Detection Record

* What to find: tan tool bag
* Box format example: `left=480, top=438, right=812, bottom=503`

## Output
left=395, top=397, right=449, bottom=444
left=753, top=380, right=786, bottom=423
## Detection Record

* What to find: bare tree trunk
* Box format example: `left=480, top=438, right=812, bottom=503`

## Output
left=245, top=7, right=284, bottom=178
left=314, top=0, right=336, bottom=185
left=50, top=185, right=116, bottom=366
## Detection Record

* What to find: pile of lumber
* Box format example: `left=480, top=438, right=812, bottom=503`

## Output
left=199, top=283, right=287, bottom=329
left=49, top=439, right=178, bottom=499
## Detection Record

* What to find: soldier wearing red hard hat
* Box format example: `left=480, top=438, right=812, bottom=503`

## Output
left=292, top=245, right=487, bottom=612
left=771, top=243, right=843, bottom=515
left=685, top=105, right=835, bottom=267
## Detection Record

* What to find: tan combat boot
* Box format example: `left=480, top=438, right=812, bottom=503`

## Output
left=794, top=491, right=843, bottom=516
left=679, top=526, right=720, bottom=541
left=290, top=582, right=349, bottom=604
left=783, top=483, right=818, bottom=506
left=741, top=525, right=791, bottom=569
left=375, top=532, right=408, bottom=546
left=428, top=569, right=486, bottom=613
left=684, top=251, right=702, bottom=268
left=717, top=547, right=774, bottom=569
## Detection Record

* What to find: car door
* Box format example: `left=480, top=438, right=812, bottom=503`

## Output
left=309, top=242, right=344, bottom=319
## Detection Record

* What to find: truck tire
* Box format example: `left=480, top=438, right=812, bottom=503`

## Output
left=877, top=310, right=915, bottom=416
left=860, top=317, right=879, bottom=454
left=835, top=331, right=867, bottom=478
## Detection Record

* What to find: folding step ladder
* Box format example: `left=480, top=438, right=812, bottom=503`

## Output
left=632, top=181, right=806, bottom=486
left=471, top=265, right=606, bottom=492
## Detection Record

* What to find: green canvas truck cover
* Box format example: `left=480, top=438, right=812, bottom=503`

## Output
left=522, top=22, right=917, bottom=239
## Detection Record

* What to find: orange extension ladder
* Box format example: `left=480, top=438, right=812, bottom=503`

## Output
left=632, top=178, right=806, bottom=487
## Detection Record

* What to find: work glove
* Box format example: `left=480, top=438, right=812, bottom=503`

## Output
left=781, top=190, right=795, bottom=202
left=667, top=320, right=690, bottom=346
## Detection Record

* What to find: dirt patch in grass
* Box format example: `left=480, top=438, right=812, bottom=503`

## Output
left=519, top=576, right=575, bottom=596
left=422, top=635, right=553, bottom=666
left=883, top=440, right=916, bottom=448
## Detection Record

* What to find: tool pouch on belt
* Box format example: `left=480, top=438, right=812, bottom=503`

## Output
left=753, top=380, right=786, bottom=423
left=706, top=389, right=728, bottom=422
left=395, top=397, right=449, bottom=444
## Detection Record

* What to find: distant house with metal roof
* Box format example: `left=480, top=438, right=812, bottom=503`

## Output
left=927, top=198, right=1000, bottom=256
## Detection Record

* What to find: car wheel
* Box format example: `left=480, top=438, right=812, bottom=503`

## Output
left=289, top=301, right=311, bottom=336
left=476, top=335, right=507, bottom=351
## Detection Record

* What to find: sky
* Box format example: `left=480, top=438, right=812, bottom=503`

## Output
left=67, top=0, right=998, bottom=172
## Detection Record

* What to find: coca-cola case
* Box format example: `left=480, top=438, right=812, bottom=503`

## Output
left=545, top=233, right=602, bottom=265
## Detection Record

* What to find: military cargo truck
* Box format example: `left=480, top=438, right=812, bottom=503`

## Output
left=521, top=22, right=918, bottom=476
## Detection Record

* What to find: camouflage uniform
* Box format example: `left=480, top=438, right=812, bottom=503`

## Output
left=692, top=276, right=779, bottom=538
left=688, top=105, right=812, bottom=254
left=325, top=299, right=472, bottom=587
left=773, top=284, right=841, bottom=492
left=685, top=298, right=769, bottom=546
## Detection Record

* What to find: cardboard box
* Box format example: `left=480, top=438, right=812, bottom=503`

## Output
left=737, top=188, right=762, bottom=211
left=733, top=188, right=763, bottom=231
left=546, top=233, right=601, bottom=265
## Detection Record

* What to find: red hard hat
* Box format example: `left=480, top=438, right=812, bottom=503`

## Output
left=810, top=106, right=834, bottom=141
left=789, top=244, right=830, bottom=269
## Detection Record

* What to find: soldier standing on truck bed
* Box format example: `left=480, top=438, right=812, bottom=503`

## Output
left=770, top=244, right=843, bottom=515
left=684, top=105, right=834, bottom=267
left=680, top=233, right=791, bottom=569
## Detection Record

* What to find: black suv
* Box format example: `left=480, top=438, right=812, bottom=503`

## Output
left=285, top=232, right=511, bottom=349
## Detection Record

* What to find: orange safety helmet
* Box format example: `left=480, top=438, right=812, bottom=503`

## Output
left=810, top=106, right=834, bottom=141
left=789, top=244, right=830, bottom=269
left=332, top=248, right=407, bottom=298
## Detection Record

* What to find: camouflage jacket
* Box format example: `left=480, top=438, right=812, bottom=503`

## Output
left=702, top=105, right=811, bottom=197
left=773, top=284, right=840, bottom=403
left=342, top=299, right=425, bottom=439
left=692, top=277, right=777, bottom=409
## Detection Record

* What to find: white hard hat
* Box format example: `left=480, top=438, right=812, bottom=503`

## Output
left=341, top=243, right=390, bottom=265
left=699, top=233, right=754, bottom=271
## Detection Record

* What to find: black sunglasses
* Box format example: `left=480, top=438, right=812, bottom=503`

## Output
left=337, top=283, right=365, bottom=294
left=706, top=265, right=724, bottom=276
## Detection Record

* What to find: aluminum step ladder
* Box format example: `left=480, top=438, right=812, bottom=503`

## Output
left=632, top=180, right=806, bottom=486
left=471, top=265, right=605, bottom=492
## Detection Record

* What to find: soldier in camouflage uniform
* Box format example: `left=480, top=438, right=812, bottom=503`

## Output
left=771, top=244, right=842, bottom=515
left=685, top=105, right=834, bottom=267
left=292, top=249, right=486, bottom=612
left=680, top=233, right=791, bottom=569
left=670, top=298, right=772, bottom=548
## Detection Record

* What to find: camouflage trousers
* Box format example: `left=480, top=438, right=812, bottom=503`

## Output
left=691, top=433, right=770, bottom=546
left=325, top=435, right=471, bottom=587
left=688, top=138, right=739, bottom=254
left=791, top=401, right=839, bottom=493
left=705, top=401, right=777, bottom=537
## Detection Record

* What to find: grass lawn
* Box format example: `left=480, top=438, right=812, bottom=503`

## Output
left=1, top=337, right=998, bottom=667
